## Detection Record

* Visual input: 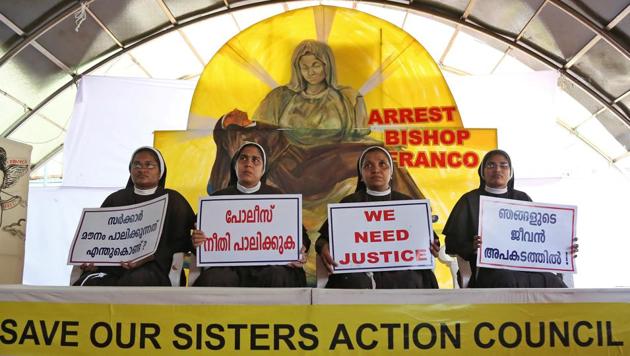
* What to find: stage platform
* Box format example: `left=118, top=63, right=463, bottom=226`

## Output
left=1, top=286, right=628, bottom=355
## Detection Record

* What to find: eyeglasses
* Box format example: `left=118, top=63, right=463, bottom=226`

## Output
left=132, top=162, right=158, bottom=170
left=485, top=162, right=510, bottom=170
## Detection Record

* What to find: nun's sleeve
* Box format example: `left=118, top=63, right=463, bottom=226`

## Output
left=443, top=194, right=476, bottom=261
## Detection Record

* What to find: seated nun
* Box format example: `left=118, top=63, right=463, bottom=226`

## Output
left=74, top=146, right=195, bottom=286
left=444, top=149, right=576, bottom=288
left=192, top=142, right=310, bottom=287
left=315, top=146, right=440, bottom=289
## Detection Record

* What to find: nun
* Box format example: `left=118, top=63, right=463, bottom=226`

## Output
left=315, top=146, right=440, bottom=289
left=74, top=146, right=196, bottom=286
left=192, top=141, right=310, bottom=287
left=444, top=149, right=571, bottom=288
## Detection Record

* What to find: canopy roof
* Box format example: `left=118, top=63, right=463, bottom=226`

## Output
left=1, top=0, right=629, bottom=179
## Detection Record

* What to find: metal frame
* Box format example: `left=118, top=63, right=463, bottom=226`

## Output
left=0, top=0, right=627, bottom=172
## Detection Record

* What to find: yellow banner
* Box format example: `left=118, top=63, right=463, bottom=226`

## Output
left=2, top=302, right=628, bottom=355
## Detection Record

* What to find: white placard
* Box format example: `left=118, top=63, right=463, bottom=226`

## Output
left=478, top=196, right=577, bottom=272
left=328, top=200, right=434, bottom=274
left=197, top=194, right=302, bottom=266
left=67, top=195, right=168, bottom=265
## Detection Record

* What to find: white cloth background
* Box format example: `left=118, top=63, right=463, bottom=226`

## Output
left=24, top=73, right=630, bottom=287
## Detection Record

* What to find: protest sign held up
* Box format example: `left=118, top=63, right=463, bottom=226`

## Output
left=67, top=195, right=168, bottom=265
left=328, top=200, right=434, bottom=273
left=478, top=196, right=577, bottom=272
left=196, top=194, right=302, bottom=267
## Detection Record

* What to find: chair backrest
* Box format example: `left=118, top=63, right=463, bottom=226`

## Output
left=437, top=245, right=460, bottom=288
left=315, top=255, right=329, bottom=288
left=456, top=256, right=473, bottom=288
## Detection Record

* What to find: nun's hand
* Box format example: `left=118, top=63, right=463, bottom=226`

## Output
left=191, top=227, right=207, bottom=248
left=287, top=246, right=307, bottom=268
left=223, top=109, right=253, bottom=127
left=473, top=235, right=482, bottom=250
left=319, top=243, right=337, bottom=274
left=430, top=237, right=440, bottom=258
left=121, top=255, right=154, bottom=270
left=569, top=237, right=579, bottom=258
left=80, top=263, right=97, bottom=272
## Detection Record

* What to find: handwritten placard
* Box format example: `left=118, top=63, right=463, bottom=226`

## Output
left=478, top=196, right=577, bottom=272
left=67, top=195, right=168, bottom=265
left=328, top=200, right=434, bottom=274
left=197, top=194, right=302, bottom=266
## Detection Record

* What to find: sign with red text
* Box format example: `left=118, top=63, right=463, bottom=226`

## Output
left=328, top=200, right=434, bottom=273
left=67, top=195, right=168, bottom=265
left=197, top=194, right=302, bottom=266
left=478, top=196, right=577, bottom=272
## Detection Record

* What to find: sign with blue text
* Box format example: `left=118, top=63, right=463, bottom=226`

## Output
left=477, top=196, right=577, bottom=272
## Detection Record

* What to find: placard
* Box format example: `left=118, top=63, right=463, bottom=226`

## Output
left=197, top=194, right=302, bottom=266
left=478, top=196, right=577, bottom=272
left=328, top=200, right=434, bottom=273
left=67, top=195, right=168, bottom=265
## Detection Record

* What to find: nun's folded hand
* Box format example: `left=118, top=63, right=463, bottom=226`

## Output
left=430, top=238, right=440, bottom=258
left=287, top=246, right=308, bottom=268
left=121, top=255, right=154, bottom=270
left=191, top=228, right=207, bottom=248
left=473, top=235, right=482, bottom=250
left=319, top=243, right=337, bottom=274
left=80, top=263, right=97, bottom=272
left=569, top=237, right=579, bottom=258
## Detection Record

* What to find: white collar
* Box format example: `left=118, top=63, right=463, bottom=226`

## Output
left=484, top=185, right=508, bottom=194
left=134, top=186, right=157, bottom=195
left=237, top=182, right=261, bottom=194
left=366, top=187, right=391, bottom=196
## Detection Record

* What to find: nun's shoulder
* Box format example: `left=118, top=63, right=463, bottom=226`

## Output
left=100, top=188, right=133, bottom=207
left=391, top=190, right=412, bottom=201
left=260, top=184, right=283, bottom=194
left=339, top=191, right=363, bottom=203
left=512, top=189, right=532, bottom=202
left=210, top=186, right=238, bottom=196
left=164, top=188, right=191, bottom=203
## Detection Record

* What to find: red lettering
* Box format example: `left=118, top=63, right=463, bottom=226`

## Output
left=354, top=231, right=368, bottom=243
left=382, top=230, right=394, bottom=241
left=429, top=107, right=442, bottom=122
left=363, top=210, right=383, bottom=222
left=402, top=250, right=414, bottom=262
left=368, top=110, right=383, bottom=125
left=397, top=229, right=409, bottom=241
left=429, top=152, right=445, bottom=168
left=399, top=108, right=413, bottom=123
left=383, top=209, right=395, bottom=221
left=367, top=252, right=379, bottom=264
left=463, top=152, right=479, bottom=167
left=424, top=130, right=439, bottom=145
left=457, top=130, right=470, bottom=144
left=442, top=106, right=456, bottom=121
left=369, top=231, right=382, bottom=242
left=414, top=107, right=428, bottom=122
left=381, top=250, right=393, bottom=263
left=416, top=249, right=427, bottom=261
left=409, top=130, right=422, bottom=145
left=441, top=130, right=455, bottom=145
left=448, top=152, right=462, bottom=168
left=384, top=130, right=399, bottom=145
left=383, top=109, right=398, bottom=124
left=398, top=152, right=413, bottom=167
